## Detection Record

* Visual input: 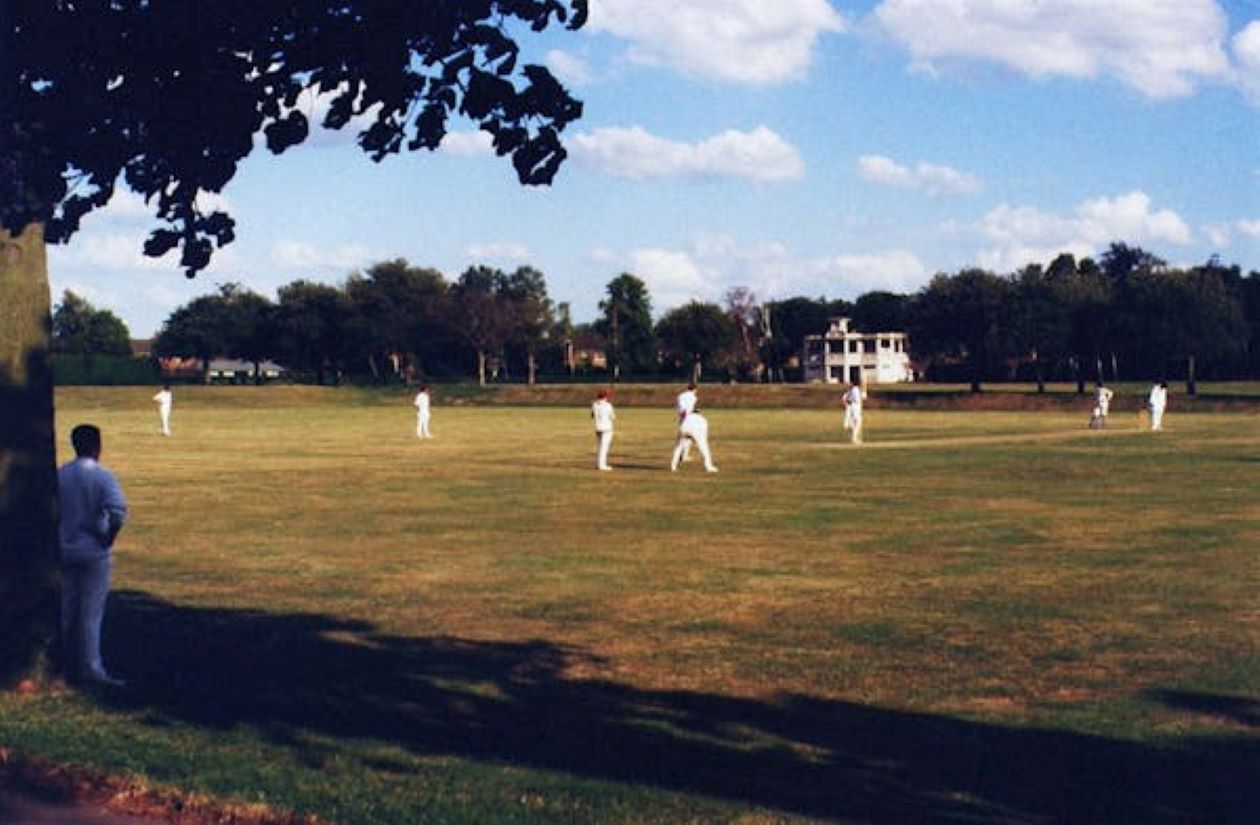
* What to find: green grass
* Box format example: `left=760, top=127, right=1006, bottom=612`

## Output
left=2, top=386, right=1257, bottom=823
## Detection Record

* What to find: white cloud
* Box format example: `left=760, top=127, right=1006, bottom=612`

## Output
left=92, top=188, right=153, bottom=221
left=465, top=242, right=532, bottom=262
left=270, top=240, right=379, bottom=272
left=586, top=246, right=618, bottom=263
left=1232, top=21, right=1260, bottom=101
left=439, top=129, right=495, bottom=157
left=614, top=237, right=930, bottom=313
left=977, top=191, right=1193, bottom=271
left=588, top=0, right=847, bottom=85
left=572, top=125, right=805, bottom=182
left=546, top=49, right=594, bottom=87
left=1203, top=223, right=1233, bottom=248
left=806, top=250, right=930, bottom=293
left=633, top=248, right=720, bottom=311
left=872, top=0, right=1233, bottom=98
left=1237, top=219, right=1260, bottom=238
left=857, top=154, right=983, bottom=195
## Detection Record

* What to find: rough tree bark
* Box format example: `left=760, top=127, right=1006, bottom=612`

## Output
left=0, top=223, right=60, bottom=689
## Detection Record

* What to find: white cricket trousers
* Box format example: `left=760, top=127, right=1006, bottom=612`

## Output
left=159, top=408, right=171, bottom=436
left=1150, top=407, right=1165, bottom=431
left=672, top=417, right=716, bottom=472
left=595, top=430, right=613, bottom=469
left=417, top=413, right=431, bottom=438
left=846, top=412, right=863, bottom=444
left=61, top=556, right=113, bottom=679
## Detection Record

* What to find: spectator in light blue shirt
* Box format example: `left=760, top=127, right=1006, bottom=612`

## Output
left=58, top=424, right=128, bottom=686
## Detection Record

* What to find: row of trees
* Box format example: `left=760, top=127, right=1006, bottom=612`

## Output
left=62, top=243, right=1260, bottom=391
left=911, top=246, right=1258, bottom=392
left=150, top=261, right=560, bottom=385
left=590, top=245, right=1260, bottom=391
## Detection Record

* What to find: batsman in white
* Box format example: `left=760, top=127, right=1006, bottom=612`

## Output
left=1090, top=382, right=1115, bottom=429
left=842, top=381, right=865, bottom=444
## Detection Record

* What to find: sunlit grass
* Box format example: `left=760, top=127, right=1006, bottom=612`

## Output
left=2, top=386, right=1256, bottom=823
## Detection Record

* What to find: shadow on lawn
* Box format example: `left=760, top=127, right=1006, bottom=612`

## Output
left=103, top=590, right=1256, bottom=824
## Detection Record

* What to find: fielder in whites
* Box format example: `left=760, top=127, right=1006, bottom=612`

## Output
left=1148, top=381, right=1168, bottom=431
left=591, top=388, right=615, bottom=471
left=152, top=384, right=173, bottom=437
left=414, top=385, right=433, bottom=438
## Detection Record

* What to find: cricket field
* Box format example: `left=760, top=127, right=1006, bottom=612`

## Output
left=1, top=385, right=1256, bottom=824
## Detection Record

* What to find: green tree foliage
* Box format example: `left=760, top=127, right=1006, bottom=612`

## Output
left=451, top=266, right=513, bottom=386
left=1239, top=271, right=1260, bottom=378
left=655, top=301, right=740, bottom=382
left=596, top=273, right=656, bottom=378
left=911, top=269, right=1012, bottom=392
left=344, top=260, right=450, bottom=382
left=219, top=284, right=275, bottom=383
left=51, top=289, right=132, bottom=357
left=3, top=2, right=586, bottom=274
left=152, top=288, right=235, bottom=376
left=850, top=291, right=911, bottom=334
left=1118, top=266, right=1247, bottom=393
left=152, top=283, right=275, bottom=381
left=274, top=281, right=352, bottom=386
left=502, top=266, right=555, bottom=385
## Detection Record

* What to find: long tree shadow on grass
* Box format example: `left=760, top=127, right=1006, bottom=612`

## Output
left=103, top=590, right=1256, bottom=824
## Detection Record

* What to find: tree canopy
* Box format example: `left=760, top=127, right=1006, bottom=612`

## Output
left=2, top=0, right=587, bottom=271
left=51, top=290, right=132, bottom=357
left=596, top=273, right=656, bottom=377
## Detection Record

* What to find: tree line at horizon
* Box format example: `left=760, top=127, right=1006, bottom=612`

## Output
left=56, top=243, right=1260, bottom=393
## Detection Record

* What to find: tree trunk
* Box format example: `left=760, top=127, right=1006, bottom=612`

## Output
left=477, top=349, right=486, bottom=386
left=527, top=349, right=536, bottom=386
left=1033, top=351, right=1045, bottom=394
left=1186, top=354, right=1197, bottom=397
left=0, top=224, right=60, bottom=689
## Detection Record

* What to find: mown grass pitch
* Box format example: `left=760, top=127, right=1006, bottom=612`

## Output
left=3, top=386, right=1257, bottom=824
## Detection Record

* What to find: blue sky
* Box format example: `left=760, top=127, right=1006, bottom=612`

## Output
left=50, top=0, right=1260, bottom=337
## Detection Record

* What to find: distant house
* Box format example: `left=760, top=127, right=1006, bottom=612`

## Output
left=570, top=328, right=607, bottom=371
left=206, top=358, right=287, bottom=383
left=803, top=317, right=913, bottom=384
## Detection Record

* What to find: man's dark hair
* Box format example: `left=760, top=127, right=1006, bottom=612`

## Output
left=70, top=424, right=102, bottom=457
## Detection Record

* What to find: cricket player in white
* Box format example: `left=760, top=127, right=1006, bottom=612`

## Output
left=591, top=389, right=615, bottom=471
left=671, top=408, right=718, bottom=473
left=1091, top=382, right=1115, bottom=429
left=674, top=382, right=698, bottom=462
left=414, top=385, right=432, bottom=438
left=842, top=382, right=865, bottom=444
left=152, top=385, right=172, bottom=436
left=1148, top=381, right=1168, bottom=431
